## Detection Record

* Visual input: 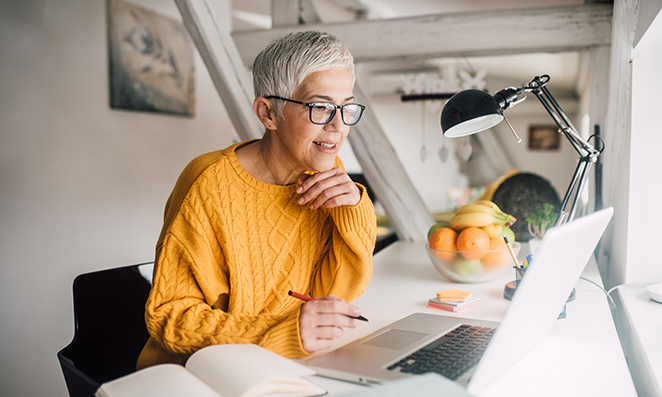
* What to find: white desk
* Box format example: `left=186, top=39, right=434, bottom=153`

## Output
left=300, top=241, right=636, bottom=397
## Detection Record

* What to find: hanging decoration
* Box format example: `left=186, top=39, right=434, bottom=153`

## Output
left=438, top=134, right=449, bottom=163
left=420, top=102, right=427, bottom=162
left=399, top=68, right=487, bottom=163
left=399, top=68, right=487, bottom=103
left=458, top=137, right=473, bottom=161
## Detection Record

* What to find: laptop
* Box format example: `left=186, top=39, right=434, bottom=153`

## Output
left=308, top=207, right=614, bottom=395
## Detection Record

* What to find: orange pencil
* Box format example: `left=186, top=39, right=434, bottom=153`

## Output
left=503, top=236, right=521, bottom=269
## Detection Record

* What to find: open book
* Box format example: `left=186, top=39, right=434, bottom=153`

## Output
left=95, top=344, right=327, bottom=397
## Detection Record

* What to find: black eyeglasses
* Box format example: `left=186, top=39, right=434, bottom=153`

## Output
left=265, top=96, right=365, bottom=126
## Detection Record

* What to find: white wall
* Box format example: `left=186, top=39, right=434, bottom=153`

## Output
left=0, top=1, right=233, bottom=395
left=626, top=8, right=662, bottom=283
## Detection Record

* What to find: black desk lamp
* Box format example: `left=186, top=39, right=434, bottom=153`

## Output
left=440, top=75, right=604, bottom=226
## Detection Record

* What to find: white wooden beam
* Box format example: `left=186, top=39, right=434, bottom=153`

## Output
left=271, top=0, right=299, bottom=27
left=473, top=130, right=515, bottom=177
left=597, top=0, right=637, bottom=289
left=351, top=83, right=435, bottom=241
left=272, top=0, right=320, bottom=27
left=587, top=45, right=610, bottom=214
left=232, top=4, right=613, bottom=65
left=176, top=0, right=263, bottom=141
left=299, top=0, right=321, bottom=25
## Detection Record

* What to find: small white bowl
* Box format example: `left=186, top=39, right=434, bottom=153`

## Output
left=646, top=283, right=662, bottom=304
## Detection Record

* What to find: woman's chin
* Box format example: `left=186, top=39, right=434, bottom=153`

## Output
left=307, top=157, right=336, bottom=172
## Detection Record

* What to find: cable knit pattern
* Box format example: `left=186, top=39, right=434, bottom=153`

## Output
left=141, top=140, right=376, bottom=366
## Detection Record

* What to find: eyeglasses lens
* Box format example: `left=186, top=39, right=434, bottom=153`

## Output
left=310, top=103, right=363, bottom=125
left=310, top=103, right=335, bottom=124
left=343, top=105, right=362, bottom=125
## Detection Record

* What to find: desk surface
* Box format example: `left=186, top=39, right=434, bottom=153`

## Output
left=300, top=241, right=636, bottom=397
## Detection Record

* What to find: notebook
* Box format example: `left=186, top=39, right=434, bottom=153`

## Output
left=307, top=207, right=614, bottom=395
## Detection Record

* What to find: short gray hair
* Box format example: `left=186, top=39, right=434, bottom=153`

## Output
left=252, top=31, right=355, bottom=116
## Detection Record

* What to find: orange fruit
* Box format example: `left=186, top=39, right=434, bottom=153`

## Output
left=483, top=237, right=510, bottom=267
left=429, top=227, right=457, bottom=250
left=456, top=227, right=490, bottom=259
left=429, top=227, right=458, bottom=261
left=480, top=224, right=502, bottom=238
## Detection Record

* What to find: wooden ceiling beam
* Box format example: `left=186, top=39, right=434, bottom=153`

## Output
left=232, top=4, right=613, bottom=65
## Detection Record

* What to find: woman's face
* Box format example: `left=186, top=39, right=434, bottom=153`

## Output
left=274, top=68, right=354, bottom=175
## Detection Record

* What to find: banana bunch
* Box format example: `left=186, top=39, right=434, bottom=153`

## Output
left=450, top=200, right=516, bottom=231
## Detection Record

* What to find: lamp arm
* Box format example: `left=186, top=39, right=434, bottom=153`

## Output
left=523, top=76, right=600, bottom=157
left=557, top=155, right=595, bottom=225
left=520, top=76, right=602, bottom=225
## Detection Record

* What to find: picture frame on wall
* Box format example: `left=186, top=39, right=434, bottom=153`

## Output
left=107, top=0, right=195, bottom=116
left=528, top=125, right=561, bottom=150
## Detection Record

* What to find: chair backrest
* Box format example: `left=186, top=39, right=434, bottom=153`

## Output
left=58, top=263, right=153, bottom=397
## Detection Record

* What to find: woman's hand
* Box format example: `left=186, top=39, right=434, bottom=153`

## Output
left=298, top=295, right=362, bottom=353
left=297, top=168, right=361, bottom=210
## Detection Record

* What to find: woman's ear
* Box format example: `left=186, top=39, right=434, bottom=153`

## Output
left=253, top=97, right=278, bottom=130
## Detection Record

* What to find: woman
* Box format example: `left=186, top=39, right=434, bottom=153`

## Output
left=137, top=31, right=376, bottom=369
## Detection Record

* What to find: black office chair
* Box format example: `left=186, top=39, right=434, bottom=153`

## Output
left=348, top=173, right=398, bottom=253
left=58, top=262, right=153, bottom=397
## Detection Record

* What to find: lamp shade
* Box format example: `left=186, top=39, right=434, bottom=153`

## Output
left=440, top=89, right=504, bottom=137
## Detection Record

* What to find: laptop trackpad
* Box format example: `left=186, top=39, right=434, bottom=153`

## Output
left=361, top=329, right=428, bottom=350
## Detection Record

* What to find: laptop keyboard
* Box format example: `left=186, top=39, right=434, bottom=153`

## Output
left=387, top=324, right=496, bottom=380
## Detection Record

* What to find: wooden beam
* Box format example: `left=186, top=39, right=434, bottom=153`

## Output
left=298, top=0, right=321, bottom=25
left=232, top=4, right=613, bottom=65
left=350, top=83, right=436, bottom=241
left=272, top=0, right=321, bottom=27
left=587, top=45, right=610, bottom=214
left=597, top=0, right=637, bottom=289
left=176, top=0, right=263, bottom=141
left=473, top=130, right=515, bottom=177
left=271, top=0, right=299, bottom=27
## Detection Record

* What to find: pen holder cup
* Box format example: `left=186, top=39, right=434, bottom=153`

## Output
left=514, top=266, right=526, bottom=283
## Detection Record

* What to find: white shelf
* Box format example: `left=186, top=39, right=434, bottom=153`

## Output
left=615, top=284, right=662, bottom=397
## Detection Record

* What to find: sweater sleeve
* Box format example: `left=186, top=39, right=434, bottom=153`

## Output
left=310, top=182, right=377, bottom=302
left=145, top=198, right=310, bottom=359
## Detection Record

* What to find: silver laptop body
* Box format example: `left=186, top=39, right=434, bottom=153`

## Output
left=308, top=207, right=614, bottom=395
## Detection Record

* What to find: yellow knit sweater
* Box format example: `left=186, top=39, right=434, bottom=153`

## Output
left=139, top=141, right=376, bottom=368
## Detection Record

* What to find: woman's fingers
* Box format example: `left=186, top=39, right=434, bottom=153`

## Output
left=298, top=296, right=363, bottom=353
left=301, top=298, right=361, bottom=326
left=297, top=169, right=361, bottom=209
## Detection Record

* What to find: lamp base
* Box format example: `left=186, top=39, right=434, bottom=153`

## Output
left=503, top=282, right=576, bottom=319
left=503, top=282, right=576, bottom=302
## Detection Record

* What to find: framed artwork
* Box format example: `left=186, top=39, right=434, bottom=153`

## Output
left=528, top=125, right=561, bottom=150
left=107, top=0, right=195, bottom=116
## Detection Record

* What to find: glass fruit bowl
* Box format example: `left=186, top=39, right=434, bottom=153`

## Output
left=426, top=242, right=521, bottom=283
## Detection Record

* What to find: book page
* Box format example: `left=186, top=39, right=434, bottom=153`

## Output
left=95, top=364, right=220, bottom=397
left=186, top=344, right=326, bottom=397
